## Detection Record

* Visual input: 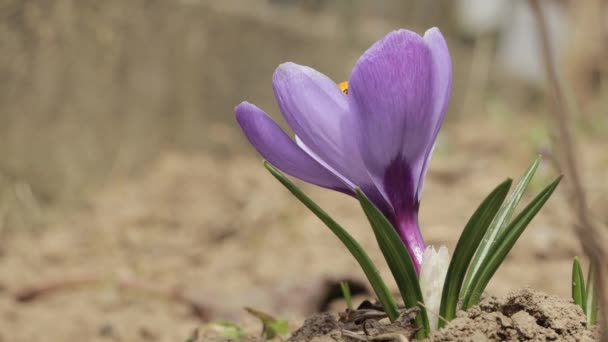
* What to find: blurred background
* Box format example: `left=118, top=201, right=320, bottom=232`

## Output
left=0, top=0, right=606, bottom=340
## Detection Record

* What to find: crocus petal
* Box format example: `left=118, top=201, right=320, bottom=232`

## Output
left=272, top=63, right=371, bottom=190
left=417, top=28, right=452, bottom=201
left=235, top=102, right=351, bottom=193
left=296, top=135, right=394, bottom=215
left=295, top=135, right=355, bottom=188
left=420, top=245, right=450, bottom=330
left=348, top=29, right=435, bottom=215
left=417, top=143, right=435, bottom=201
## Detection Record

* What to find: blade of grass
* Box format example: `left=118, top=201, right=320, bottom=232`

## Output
left=572, top=256, right=586, bottom=310
left=356, top=188, right=430, bottom=338
left=439, top=179, right=512, bottom=327
left=340, top=281, right=353, bottom=310
left=263, top=161, right=399, bottom=321
left=529, top=0, right=608, bottom=333
left=462, top=157, right=540, bottom=293
left=586, top=263, right=598, bottom=325
left=244, top=307, right=288, bottom=339
left=461, top=176, right=562, bottom=309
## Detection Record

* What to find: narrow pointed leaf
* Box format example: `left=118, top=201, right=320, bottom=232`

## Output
left=263, top=161, right=399, bottom=321
left=439, top=179, right=512, bottom=327
left=461, top=176, right=562, bottom=309
left=356, top=188, right=429, bottom=338
left=585, top=263, right=598, bottom=325
left=244, top=307, right=288, bottom=339
left=462, top=157, right=540, bottom=293
left=340, top=281, right=353, bottom=310
left=571, top=257, right=586, bottom=310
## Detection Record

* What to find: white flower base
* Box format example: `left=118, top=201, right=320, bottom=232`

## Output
left=419, top=245, right=450, bottom=331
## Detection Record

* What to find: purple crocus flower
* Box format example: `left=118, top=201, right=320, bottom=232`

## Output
left=235, top=28, right=451, bottom=272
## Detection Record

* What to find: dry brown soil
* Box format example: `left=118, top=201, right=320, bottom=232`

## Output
left=0, top=115, right=606, bottom=341
left=0, top=2, right=607, bottom=341
left=285, top=289, right=597, bottom=341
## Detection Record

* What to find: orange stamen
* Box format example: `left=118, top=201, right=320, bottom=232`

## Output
left=338, top=81, right=349, bottom=95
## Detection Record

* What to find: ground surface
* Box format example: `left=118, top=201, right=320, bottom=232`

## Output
left=284, top=288, right=596, bottom=341
left=0, top=115, right=606, bottom=341
left=0, top=1, right=607, bottom=341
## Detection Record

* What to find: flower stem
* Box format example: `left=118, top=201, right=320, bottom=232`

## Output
left=395, top=213, right=425, bottom=273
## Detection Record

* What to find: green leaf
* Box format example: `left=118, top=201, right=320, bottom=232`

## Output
left=264, top=161, right=399, bottom=321
left=462, top=157, right=540, bottom=294
left=439, top=179, right=512, bottom=327
left=571, top=256, right=586, bottom=310
left=340, top=281, right=353, bottom=310
left=208, top=321, right=245, bottom=340
left=355, top=188, right=430, bottom=338
left=585, top=263, right=598, bottom=325
left=245, top=307, right=288, bottom=339
left=461, top=176, right=562, bottom=310
left=268, top=319, right=290, bottom=336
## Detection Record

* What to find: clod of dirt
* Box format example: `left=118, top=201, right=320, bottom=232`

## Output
left=287, top=305, right=419, bottom=342
left=289, top=312, right=341, bottom=342
left=428, top=288, right=597, bottom=341
left=285, top=288, right=597, bottom=341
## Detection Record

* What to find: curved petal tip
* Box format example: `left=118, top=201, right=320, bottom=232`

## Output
left=235, top=101, right=351, bottom=193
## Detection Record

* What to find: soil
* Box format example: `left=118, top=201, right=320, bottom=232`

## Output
left=278, top=289, right=597, bottom=342
left=0, top=2, right=606, bottom=341
left=428, top=289, right=597, bottom=341
left=0, top=116, right=606, bottom=341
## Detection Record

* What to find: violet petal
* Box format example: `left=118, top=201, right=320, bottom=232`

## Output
left=348, top=29, right=435, bottom=215
left=417, top=28, right=452, bottom=201
left=236, top=102, right=351, bottom=193
left=272, top=63, right=371, bottom=190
